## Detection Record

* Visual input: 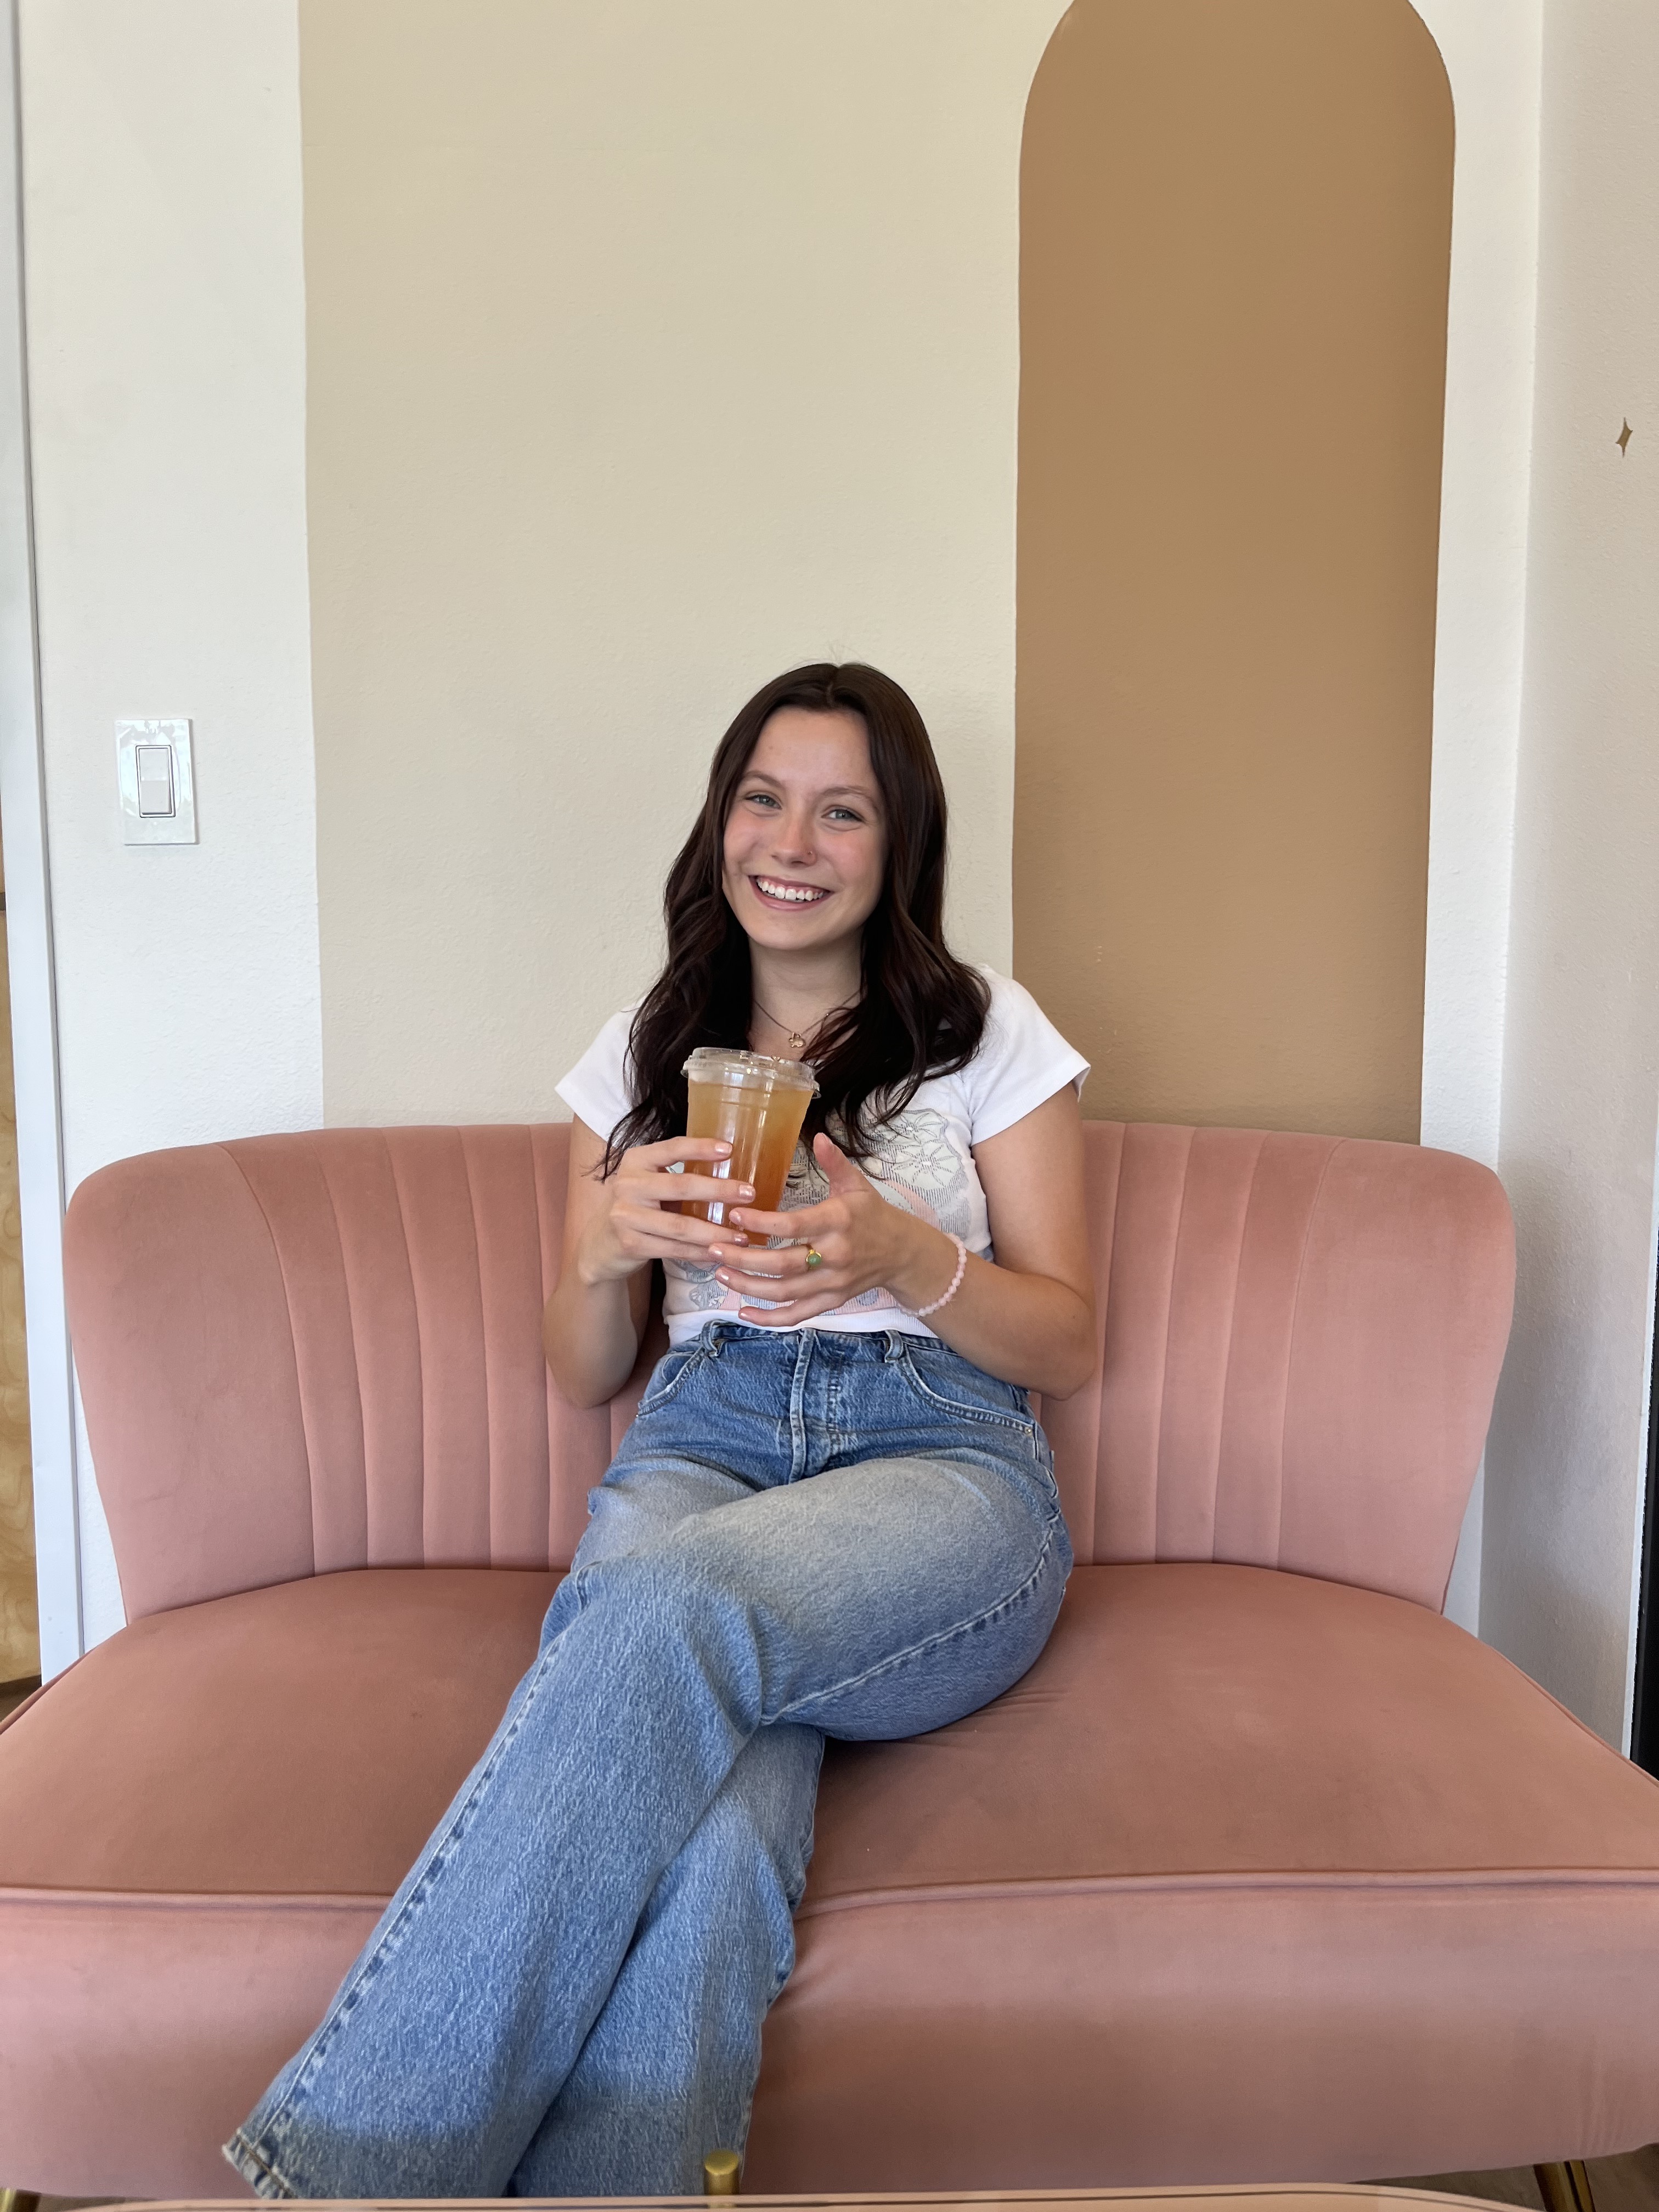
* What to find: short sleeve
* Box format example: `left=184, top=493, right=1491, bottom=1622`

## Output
left=963, top=970, right=1090, bottom=1144
left=555, top=1007, right=637, bottom=1142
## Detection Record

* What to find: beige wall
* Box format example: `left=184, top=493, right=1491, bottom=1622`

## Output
left=301, top=0, right=1067, bottom=1126
left=1014, top=0, right=1453, bottom=1140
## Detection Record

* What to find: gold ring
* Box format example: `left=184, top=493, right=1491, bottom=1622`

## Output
left=804, top=1246, right=824, bottom=1269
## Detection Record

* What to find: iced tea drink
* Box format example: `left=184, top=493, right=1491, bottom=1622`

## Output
left=680, top=1048, right=817, bottom=1226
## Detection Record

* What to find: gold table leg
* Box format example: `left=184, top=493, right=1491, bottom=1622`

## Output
left=703, top=2147, right=741, bottom=2195
left=1536, top=2160, right=1597, bottom=2212
left=0, top=2188, right=42, bottom=2212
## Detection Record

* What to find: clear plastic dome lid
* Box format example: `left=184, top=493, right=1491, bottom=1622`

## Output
left=681, top=1046, right=818, bottom=1093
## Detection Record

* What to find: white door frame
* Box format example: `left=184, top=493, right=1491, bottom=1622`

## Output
left=0, top=0, right=81, bottom=1679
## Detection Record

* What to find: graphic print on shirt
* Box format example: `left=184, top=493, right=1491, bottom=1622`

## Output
left=667, top=1108, right=976, bottom=1319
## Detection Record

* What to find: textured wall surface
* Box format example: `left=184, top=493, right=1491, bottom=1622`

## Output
left=1015, top=0, right=1452, bottom=1140
left=1483, top=0, right=1659, bottom=1746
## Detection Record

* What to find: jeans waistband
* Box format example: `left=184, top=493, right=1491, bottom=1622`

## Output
left=700, top=1321, right=917, bottom=1365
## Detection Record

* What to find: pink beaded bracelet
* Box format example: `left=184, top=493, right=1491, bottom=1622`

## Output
left=911, top=1231, right=969, bottom=1319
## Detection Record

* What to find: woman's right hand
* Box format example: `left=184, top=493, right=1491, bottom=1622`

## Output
left=574, top=1136, right=754, bottom=1286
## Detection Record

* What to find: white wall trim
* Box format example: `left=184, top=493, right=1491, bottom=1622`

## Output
left=1626, top=1126, right=1659, bottom=1751
left=0, top=0, right=80, bottom=1679
left=1410, top=0, right=1544, bottom=1635
left=1479, top=0, right=1659, bottom=1745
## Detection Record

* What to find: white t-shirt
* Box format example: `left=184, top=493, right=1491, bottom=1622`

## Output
left=557, top=968, right=1090, bottom=1348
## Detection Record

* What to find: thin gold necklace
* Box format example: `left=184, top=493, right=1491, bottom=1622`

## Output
left=753, top=994, right=856, bottom=1057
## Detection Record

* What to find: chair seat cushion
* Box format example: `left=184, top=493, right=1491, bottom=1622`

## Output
left=747, top=1562, right=1659, bottom=2190
left=5, top=1561, right=1659, bottom=2196
left=0, top=1566, right=560, bottom=2194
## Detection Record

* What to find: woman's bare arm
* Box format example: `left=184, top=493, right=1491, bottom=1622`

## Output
left=951, top=1084, right=1096, bottom=1395
left=542, top=1117, right=751, bottom=1408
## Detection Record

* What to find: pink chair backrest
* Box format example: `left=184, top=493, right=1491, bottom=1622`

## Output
left=1040, top=1124, right=1513, bottom=1610
left=64, top=1121, right=1513, bottom=1622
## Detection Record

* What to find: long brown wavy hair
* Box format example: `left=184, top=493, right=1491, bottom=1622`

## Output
left=606, top=662, right=990, bottom=1169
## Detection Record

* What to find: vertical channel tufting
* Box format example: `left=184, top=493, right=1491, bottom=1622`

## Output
left=1090, top=1125, right=1194, bottom=1563
left=459, top=1127, right=552, bottom=1566
left=63, top=1119, right=1515, bottom=1618
left=1276, top=1138, right=1514, bottom=1608
left=531, top=1125, right=617, bottom=1565
left=385, top=1129, right=493, bottom=1566
left=1040, top=1122, right=1123, bottom=1558
left=1152, top=1128, right=1265, bottom=1561
left=314, top=1134, right=427, bottom=1565
left=227, top=1137, right=369, bottom=1575
left=1210, top=1135, right=1338, bottom=1568
left=62, top=1142, right=318, bottom=1616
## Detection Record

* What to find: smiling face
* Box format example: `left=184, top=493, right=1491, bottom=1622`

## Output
left=720, top=706, right=889, bottom=958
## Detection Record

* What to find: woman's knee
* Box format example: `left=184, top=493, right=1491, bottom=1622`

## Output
left=808, top=1510, right=1069, bottom=1742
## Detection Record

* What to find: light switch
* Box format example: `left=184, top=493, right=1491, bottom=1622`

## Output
left=134, top=744, right=175, bottom=817
left=117, top=719, right=196, bottom=845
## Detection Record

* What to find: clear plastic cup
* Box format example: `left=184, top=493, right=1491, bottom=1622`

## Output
left=680, top=1047, right=817, bottom=1225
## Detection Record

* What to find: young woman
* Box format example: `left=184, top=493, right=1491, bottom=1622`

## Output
left=227, top=663, right=1096, bottom=2200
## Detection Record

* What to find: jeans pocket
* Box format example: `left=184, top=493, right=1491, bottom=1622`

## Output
left=635, top=1341, right=714, bottom=1417
left=895, top=1342, right=1036, bottom=1433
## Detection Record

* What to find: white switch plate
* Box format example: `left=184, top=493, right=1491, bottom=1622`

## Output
left=116, top=718, right=196, bottom=844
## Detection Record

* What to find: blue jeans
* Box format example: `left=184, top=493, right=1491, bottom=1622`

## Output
left=225, top=1323, right=1071, bottom=2198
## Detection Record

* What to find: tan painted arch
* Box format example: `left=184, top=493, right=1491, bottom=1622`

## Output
left=1014, top=0, right=1453, bottom=1139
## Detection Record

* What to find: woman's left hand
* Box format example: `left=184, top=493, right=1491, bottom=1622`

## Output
left=716, top=1132, right=957, bottom=1326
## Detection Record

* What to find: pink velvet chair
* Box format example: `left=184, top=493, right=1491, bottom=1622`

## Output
left=3, top=1120, right=1658, bottom=2199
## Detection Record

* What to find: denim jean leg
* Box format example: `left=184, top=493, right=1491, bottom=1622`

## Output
left=225, top=1454, right=764, bottom=2201
left=620, top=1444, right=1068, bottom=1741
left=508, top=1722, right=823, bottom=2197
left=225, top=1341, right=1065, bottom=2200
